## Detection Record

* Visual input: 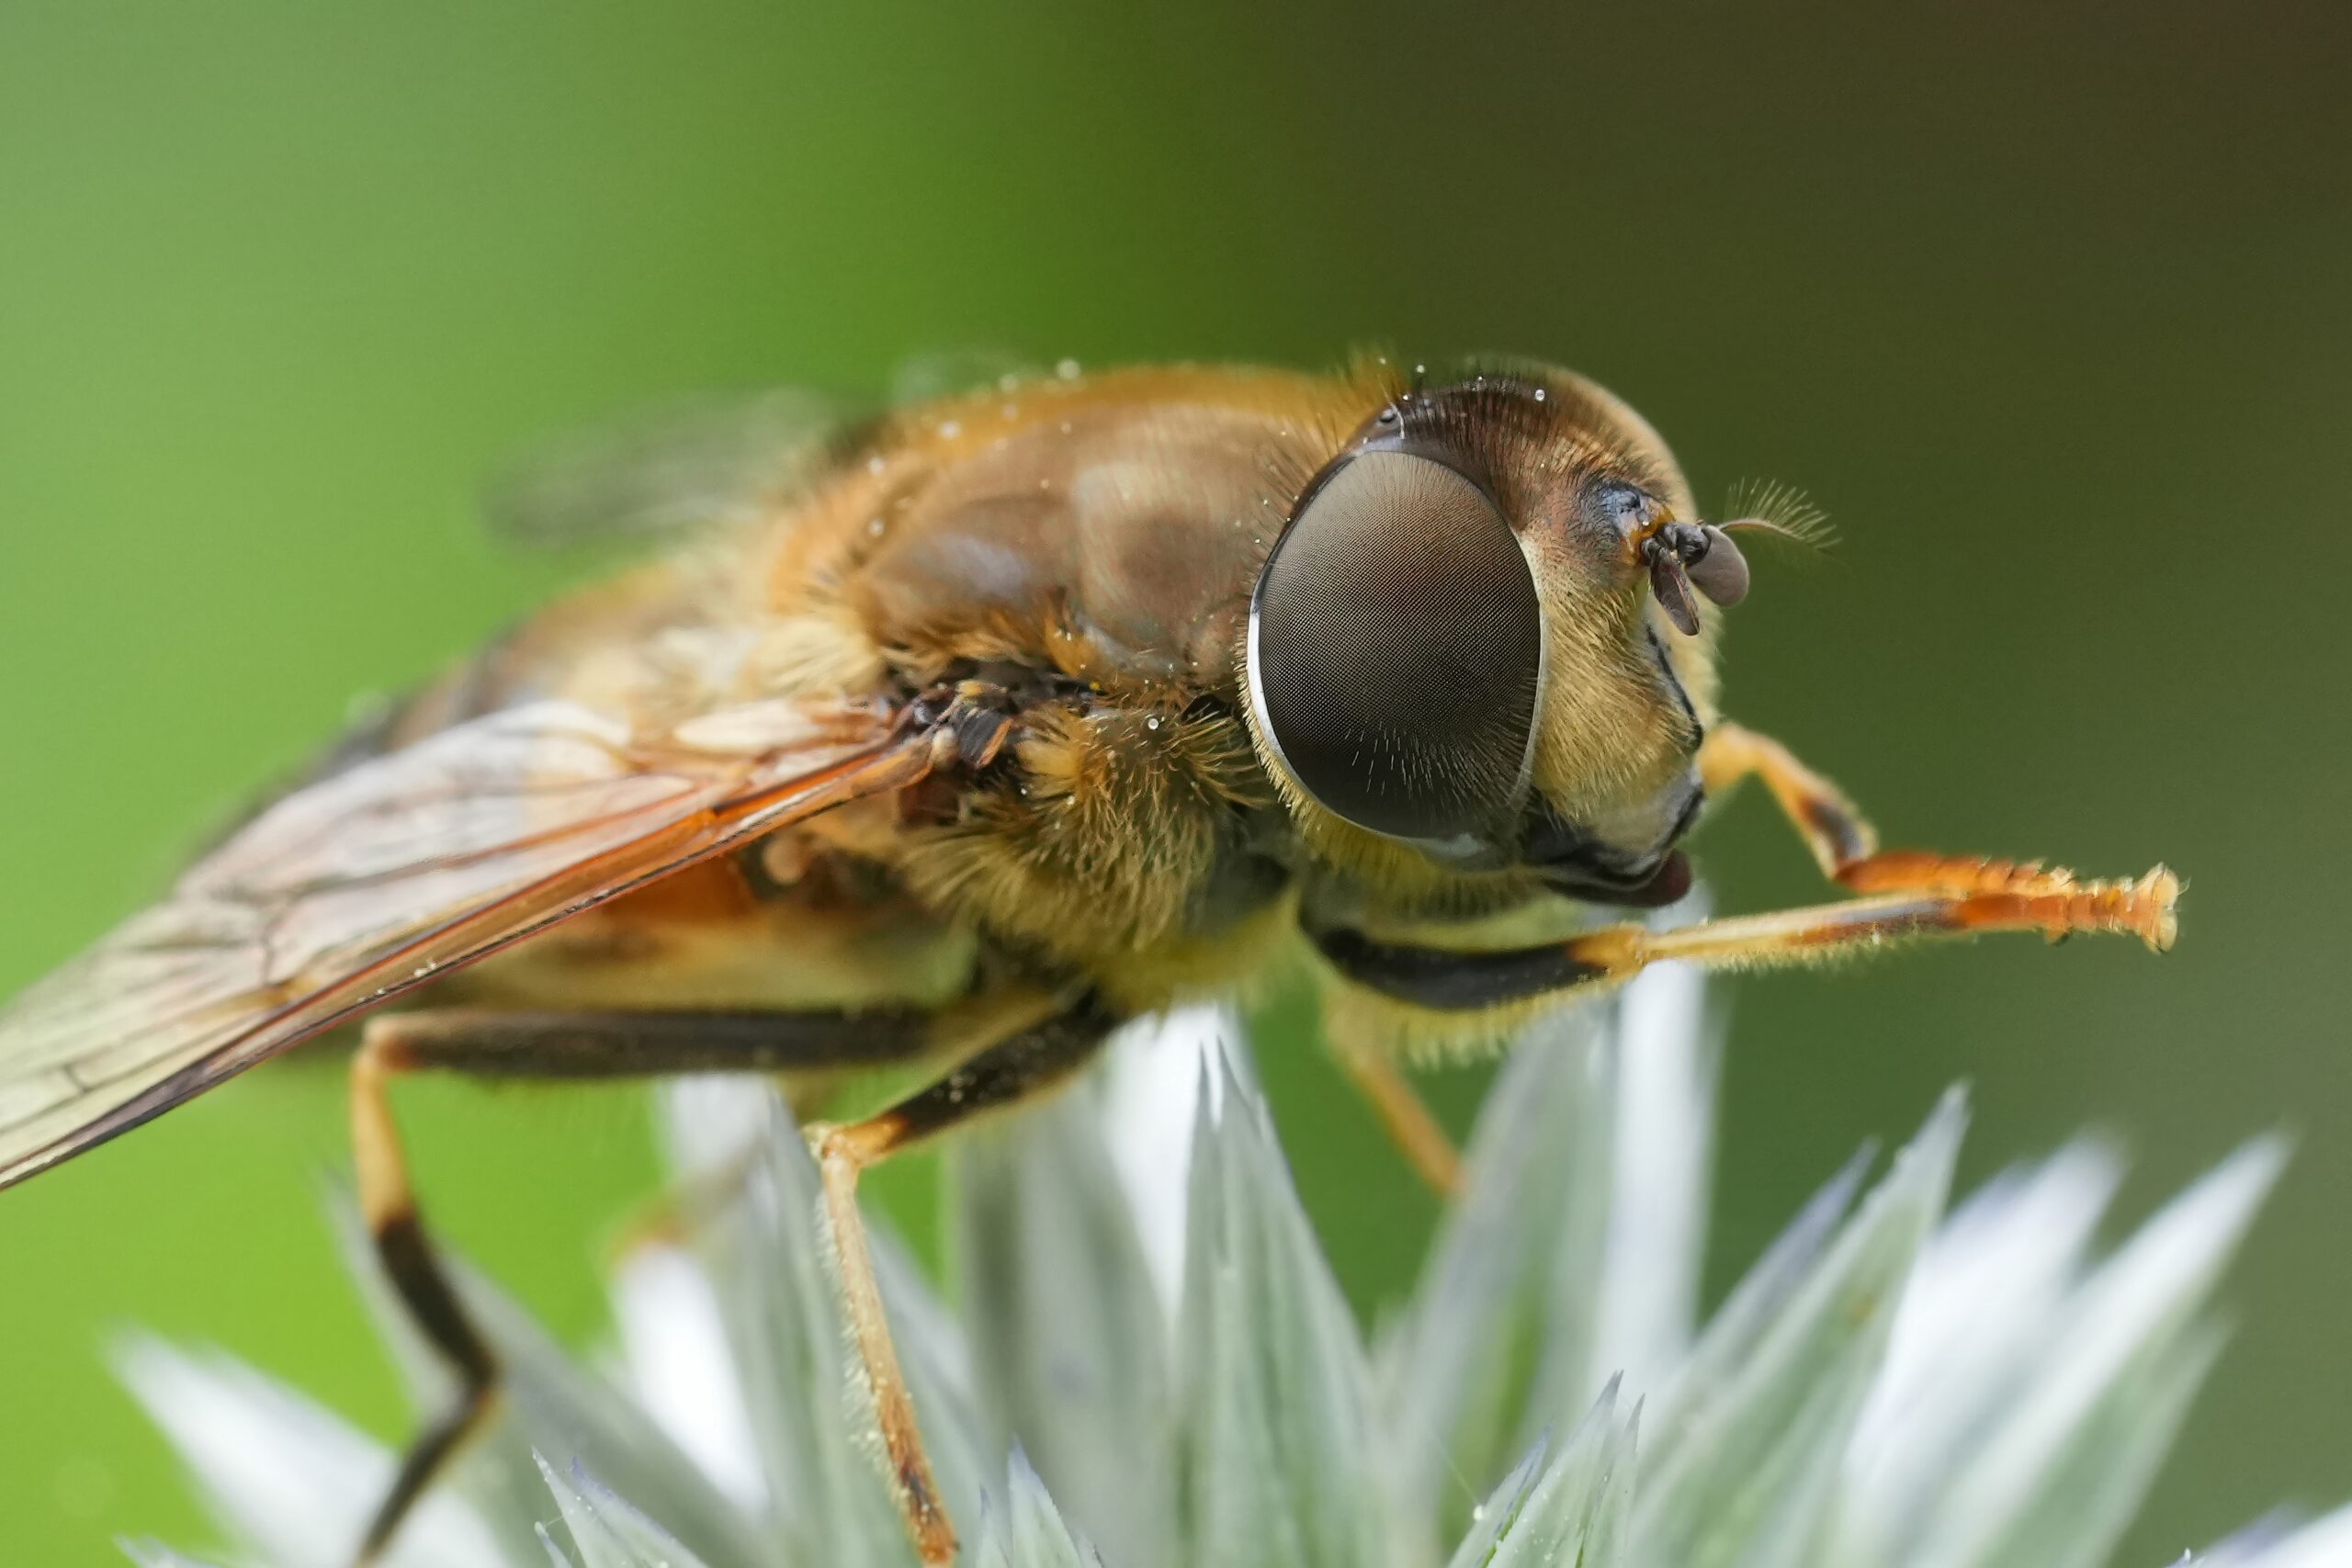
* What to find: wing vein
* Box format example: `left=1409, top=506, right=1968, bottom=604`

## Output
left=0, top=700, right=932, bottom=1188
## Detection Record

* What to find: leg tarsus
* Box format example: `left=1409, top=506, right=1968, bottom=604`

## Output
left=1593, top=874, right=2180, bottom=979
left=811, top=1118, right=957, bottom=1566
left=1700, top=719, right=2179, bottom=947
left=356, top=1378, right=502, bottom=1563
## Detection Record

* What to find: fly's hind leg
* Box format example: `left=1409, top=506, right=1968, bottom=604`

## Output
left=347, top=1034, right=493, bottom=1563
left=341, top=998, right=1031, bottom=1565
left=808, top=995, right=1121, bottom=1566
left=1700, top=720, right=2179, bottom=944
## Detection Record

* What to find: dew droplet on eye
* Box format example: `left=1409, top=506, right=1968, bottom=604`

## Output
left=1146, top=716, right=1161, bottom=730
left=1533, top=386, right=1546, bottom=401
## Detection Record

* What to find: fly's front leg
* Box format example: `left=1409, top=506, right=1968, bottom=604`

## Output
left=1700, top=720, right=2179, bottom=942
left=1316, top=869, right=2177, bottom=1016
left=808, top=995, right=1120, bottom=1566
left=1314, top=728, right=2177, bottom=1188
left=1331, top=1036, right=1464, bottom=1196
left=341, top=994, right=1049, bottom=1565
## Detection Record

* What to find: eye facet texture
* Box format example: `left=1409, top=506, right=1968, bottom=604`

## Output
left=1251, top=450, right=1543, bottom=843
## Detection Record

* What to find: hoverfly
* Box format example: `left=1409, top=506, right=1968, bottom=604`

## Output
left=0, top=357, right=2177, bottom=1565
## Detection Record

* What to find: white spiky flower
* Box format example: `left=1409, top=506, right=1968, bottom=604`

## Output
left=117, top=966, right=2349, bottom=1568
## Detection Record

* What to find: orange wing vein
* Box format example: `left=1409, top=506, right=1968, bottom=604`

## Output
left=0, top=697, right=934, bottom=1190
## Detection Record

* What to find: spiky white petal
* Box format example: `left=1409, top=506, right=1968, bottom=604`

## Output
left=1174, top=1049, right=1394, bottom=1568
left=118, top=970, right=2335, bottom=1568
left=609, top=1246, right=765, bottom=1513
left=970, top=1451, right=1106, bottom=1568
left=1095, top=1001, right=1244, bottom=1314
left=116, top=1336, right=504, bottom=1568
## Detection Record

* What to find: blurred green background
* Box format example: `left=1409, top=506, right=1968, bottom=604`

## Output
left=2, top=2, right=2346, bottom=1562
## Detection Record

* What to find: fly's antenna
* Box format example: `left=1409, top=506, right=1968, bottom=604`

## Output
left=1719, top=479, right=1835, bottom=552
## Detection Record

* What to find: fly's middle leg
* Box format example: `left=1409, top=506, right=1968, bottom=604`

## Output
left=808, top=995, right=1120, bottom=1566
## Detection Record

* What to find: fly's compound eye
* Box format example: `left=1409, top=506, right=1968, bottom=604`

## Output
left=1248, top=449, right=1544, bottom=851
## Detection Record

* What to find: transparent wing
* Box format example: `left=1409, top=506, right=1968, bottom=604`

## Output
left=481, top=353, right=1042, bottom=548
left=886, top=347, right=1040, bottom=404
left=0, top=696, right=934, bottom=1189
left=483, top=388, right=857, bottom=547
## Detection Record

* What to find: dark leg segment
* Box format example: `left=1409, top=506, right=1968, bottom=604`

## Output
left=359, top=1005, right=944, bottom=1077
left=1313, top=930, right=1610, bottom=1011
